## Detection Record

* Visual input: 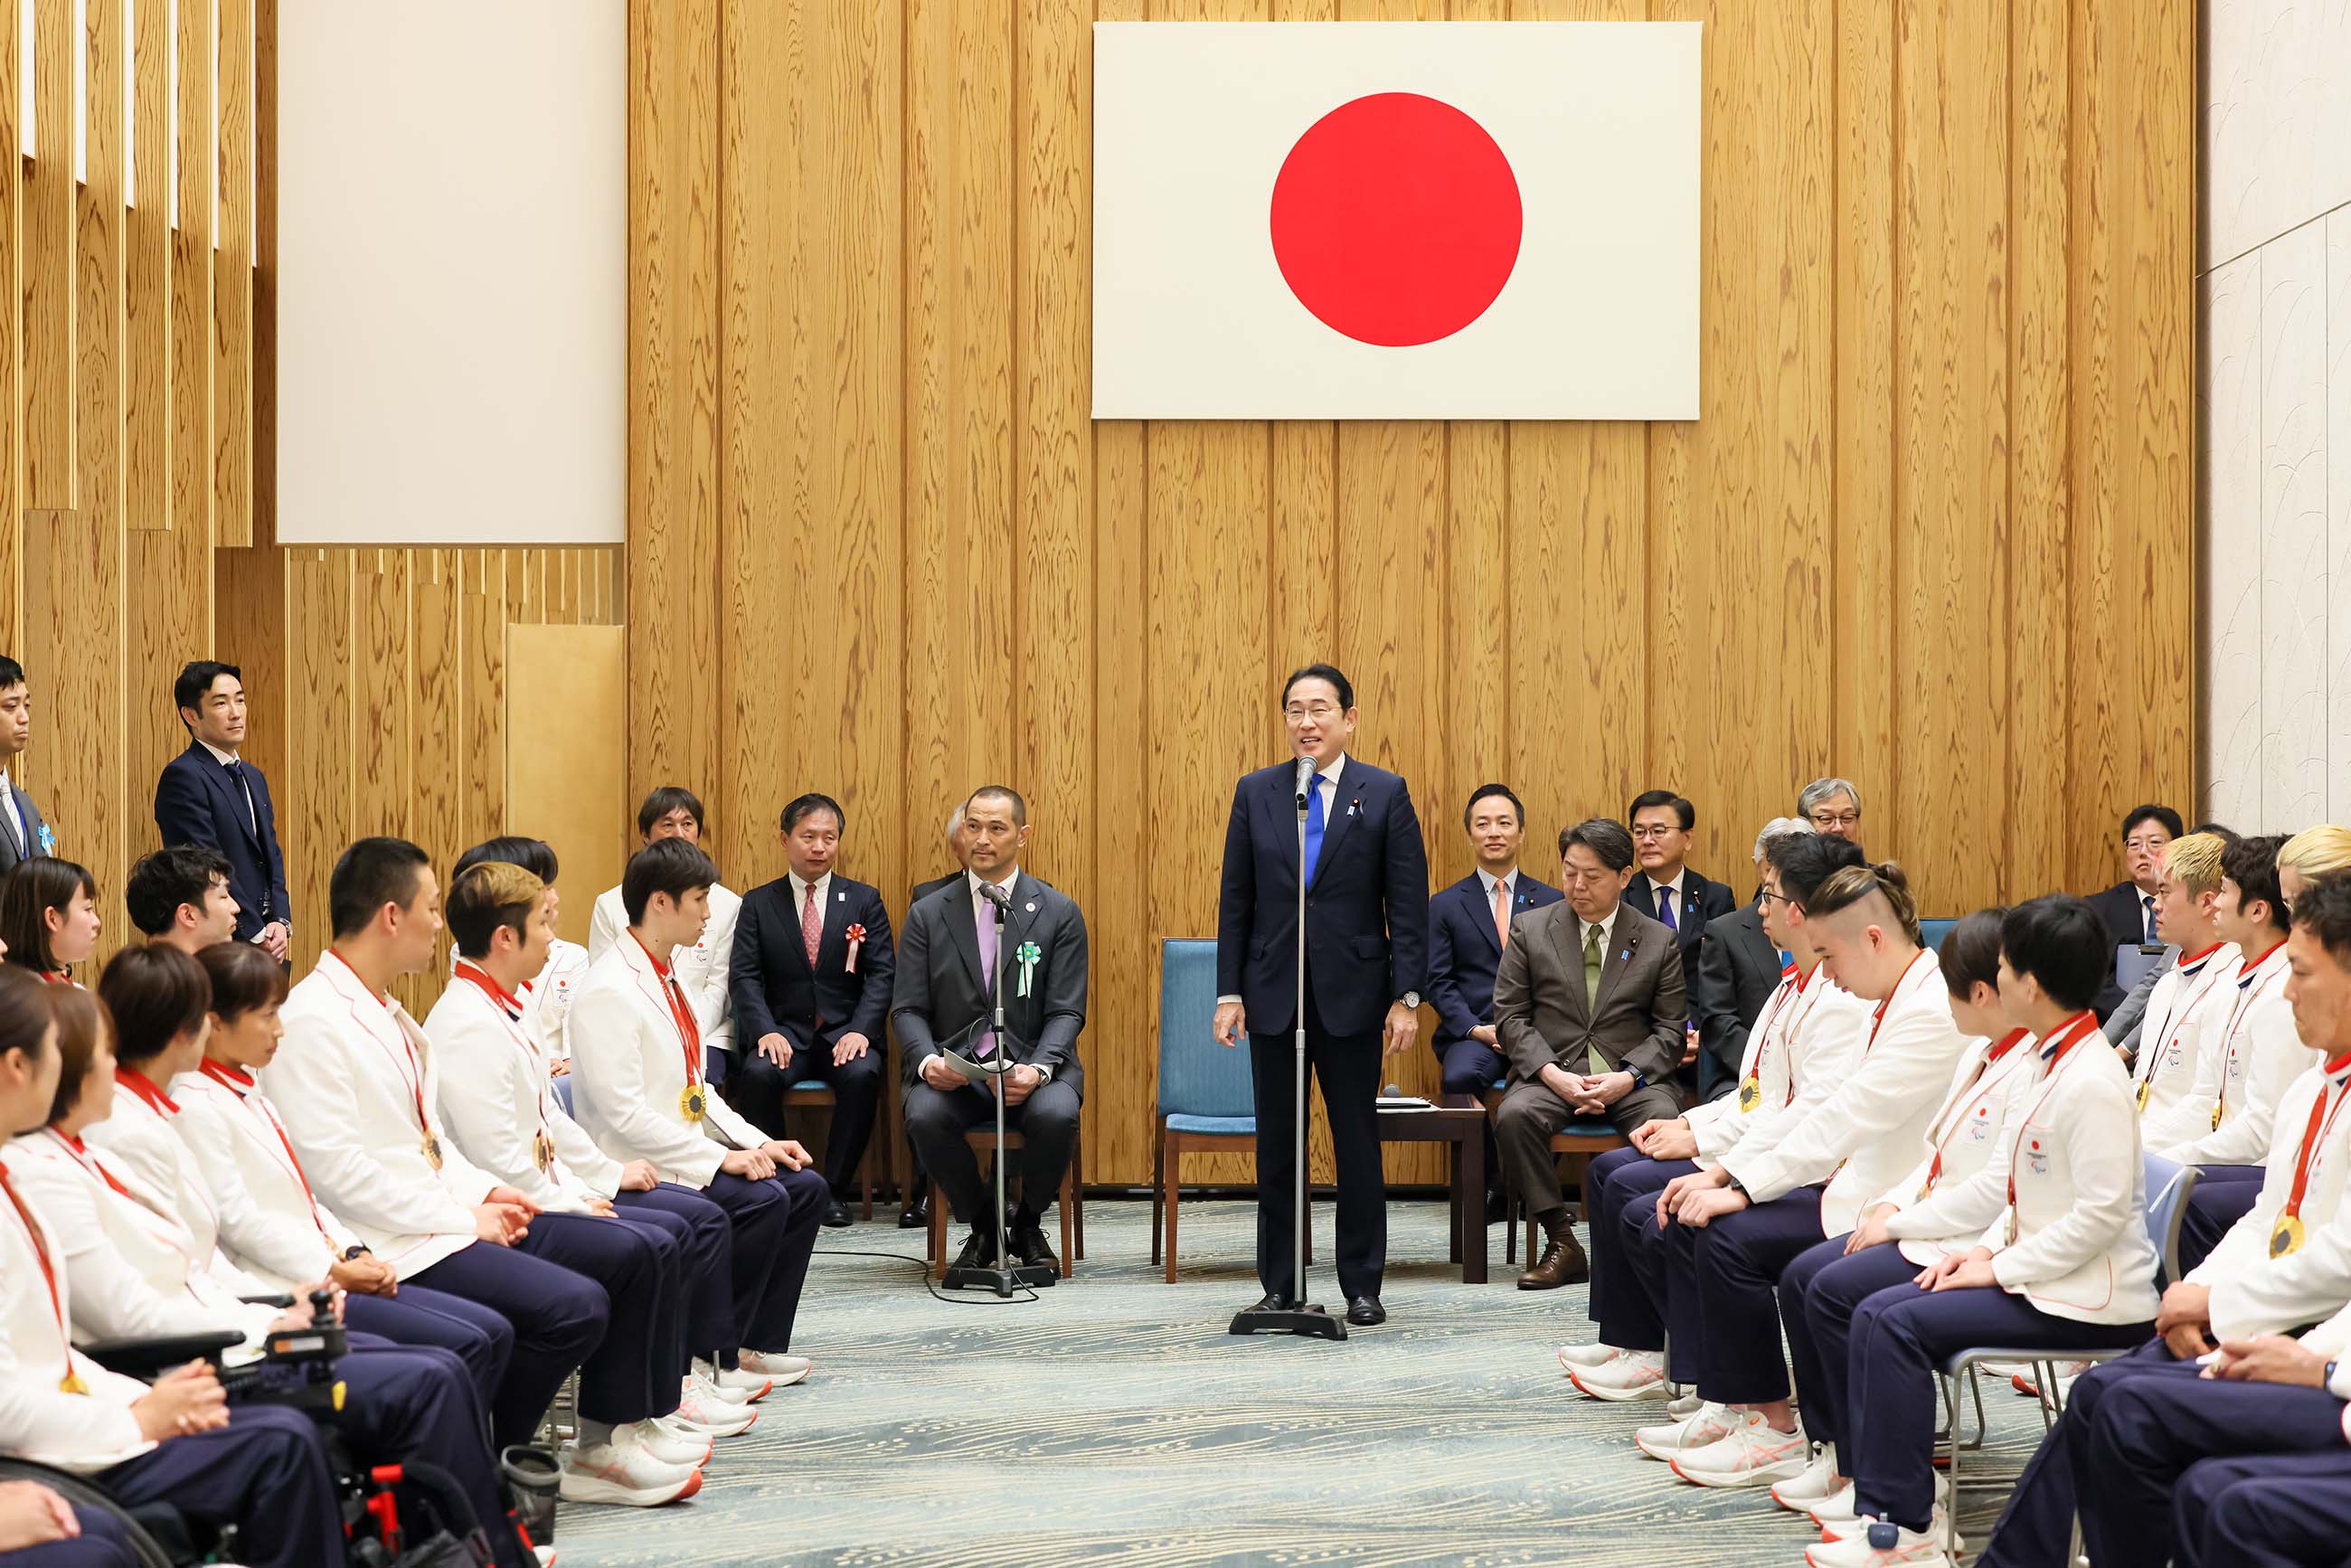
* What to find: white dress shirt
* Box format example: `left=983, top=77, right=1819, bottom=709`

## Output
left=0, top=769, right=24, bottom=856
left=195, top=738, right=259, bottom=836
left=0, top=1157, right=154, bottom=1470
left=2148, top=940, right=2303, bottom=1166
left=1647, top=870, right=1688, bottom=930
left=588, top=881, right=740, bottom=1054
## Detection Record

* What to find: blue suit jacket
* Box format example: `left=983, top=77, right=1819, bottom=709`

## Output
left=729, top=874, right=897, bottom=1053
left=1215, top=757, right=1430, bottom=1039
left=1425, top=872, right=1565, bottom=1052
left=153, top=741, right=289, bottom=941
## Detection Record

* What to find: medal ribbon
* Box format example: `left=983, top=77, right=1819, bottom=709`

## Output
left=2278, top=1050, right=2351, bottom=1231
left=1921, top=1029, right=2033, bottom=1194
left=1742, top=964, right=1818, bottom=1108
left=199, top=1059, right=333, bottom=1243
left=0, top=1161, right=82, bottom=1389
left=2211, top=943, right=2290, bottom=1129
left=2002, top=1011, right=2101, bottom=1217
left=327, top=949, right=439, bottom=1152
left=113, top=1066, right=180, bottom=1118
left=455, top=963, right=559, bottom=1167
left=1865, top=949, right=1932, bottom=1053
left=634, top=935, right=703, bottom=1089
left=2137, top=943, right=2233, bottom=1099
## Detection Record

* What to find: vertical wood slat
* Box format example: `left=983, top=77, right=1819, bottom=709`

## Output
left=174, top=0, right=214, bottom=549
left=126, top=0, right=171, bottom=532
left=80, top=0, right=127, bottom=540
left=24, top=512, right=126, bottom=935
left=0, top=0, right=20, bottom=651
left=24, top=0, right=76, bottom=507
left=215, top=0, right=255, bottom=544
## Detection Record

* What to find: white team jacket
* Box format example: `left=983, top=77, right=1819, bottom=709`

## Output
left=568, top=932, right=765, bottom=1188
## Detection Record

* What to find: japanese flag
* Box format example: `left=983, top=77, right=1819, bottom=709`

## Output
left=1091, top=23, right=1701, bottom=420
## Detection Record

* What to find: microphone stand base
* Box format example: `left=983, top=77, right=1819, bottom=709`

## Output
left=1227, top=1304, right=1347, bottom=1341
left=942, top=1262, right=1059, bottom=1297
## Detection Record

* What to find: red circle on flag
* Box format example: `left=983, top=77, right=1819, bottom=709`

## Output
left=1269, top=92, right=1524, bottom=348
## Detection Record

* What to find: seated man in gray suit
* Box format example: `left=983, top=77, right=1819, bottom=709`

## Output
left=1493, top=817, right=1686, bottom=1289
left=893, top=785, right=1088, bottom=1272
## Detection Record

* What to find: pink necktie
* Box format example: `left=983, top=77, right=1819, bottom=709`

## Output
left=802, top=884, right=822, bottom=969
left=976, top=893, right=999, bottom=1058
left=1493, top=879, right=1510, bottom=948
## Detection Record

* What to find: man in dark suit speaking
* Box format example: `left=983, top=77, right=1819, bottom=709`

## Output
left=728, top=792, right=897, bottom=1228
left=893, top=786, right=1087, bottom=1272
left=1494, top=817, right=1686, bottom=1289
left=1213, top=663, right=1429, bottom=1328
left=152, top=660, right=291, bottom=959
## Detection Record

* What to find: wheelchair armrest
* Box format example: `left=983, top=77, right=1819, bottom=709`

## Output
left=237, top=1294, right=297, bottom=1308
left=76, top=1330, right=245, bottom=1379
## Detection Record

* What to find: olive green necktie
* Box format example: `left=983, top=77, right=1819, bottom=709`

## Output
left=1583, top=924, right=1610, bottom=1075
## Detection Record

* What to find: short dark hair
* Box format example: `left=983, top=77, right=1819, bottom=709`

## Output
left=2291, top=875, right=2351, bottom=969
left=967, top=786, right=1028, bottom=827
left=0, top=967, right=55, bottom=1073
left=173, top=660, right=242, bottom=730
left=637, top=787, right=705, bottom=840
left=95, top=943, right=212, bottom=1067
left=1627, top=790, right=1695, bottom=832
left=1280, top=663, right=1354, bottom=712
left=196, top=940, right=289, bottom=1022
left=782, top=793, right=845, bottom=836
left=44, top=985, right=110, bottom=1126
left=1557, top=818, right=1636, bottom=873
left=1939, top=908, right=2008, bottom=998
left=2121, top=803, right=2184, bottom=841
left=0, top=655, right=22, bottom=692
left=2222, top=833, right=2292, bottom=935
left=2191, top=821, right=2242, bottom=843
left=452, top=836, right=560, bottom=884
left=328, top=837, right=432, bottom=940
left=124, top=847, right=234, bottom=937
left=1761, top=832, right=1867, bottom=907
left=1462, top=783, right=1525, bottom=832
left=1998, top=894, right=2110, bottom=1012
left=622, top=837, right=722, bottom=925
left=0, top=859, right=99, bottom=974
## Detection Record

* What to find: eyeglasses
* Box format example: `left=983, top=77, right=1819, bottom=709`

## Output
left=1283, top=703, right=1341, bottom=723
left=1758, top=889, right=1800, bottom=909
left=1808, top=810, right=1861, bottom=829
left=1629, top=826, right=1682, bottom=841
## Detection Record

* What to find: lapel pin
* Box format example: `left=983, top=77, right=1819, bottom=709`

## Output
left=1025, top=901, right=1037, bottom=913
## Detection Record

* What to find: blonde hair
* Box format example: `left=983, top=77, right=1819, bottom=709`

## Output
left=2162, top=832, right=2230, bottom=897
left=2279, top=826, right=2351, bottom=880
left=447, top=861, right=548, bottom=959
left=1806, top=861, right=1923, bottom=947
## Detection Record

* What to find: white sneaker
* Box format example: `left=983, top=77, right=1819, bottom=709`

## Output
left=1634, top=1402, right=1738, bottom=1460
left=737, top=1350, right=812, bottom=1387
left=534, top=1549, right=558, bottom=1567
left=555, top=1441, right=703, bottom=1507
left=669, top=1379, right=760, bottom=1437
left=1556, top=1341, right=1621, bottom=1372
left=1568, top=1351, right=1669, bottom=1402
left=1664, top=1390, right=1705, bottom=1418
left=1668, top=1411, right=1812, bottom=1488
left=707, top=1366, right=774, bottom=1403
left=1772, top=1449, right=1842, bottom=1511
left=1822, top=1509, right=1955, bottom=1546
left=1805, top=1521, right=1953, bottom=1566
left=622, top=1419, right=710, bottom=1468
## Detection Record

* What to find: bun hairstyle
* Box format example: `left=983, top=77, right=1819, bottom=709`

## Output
left=1805, top=860, right=1923, bottom=948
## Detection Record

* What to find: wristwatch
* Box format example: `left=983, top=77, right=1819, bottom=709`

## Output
left=1398, top=992, right=1421, bottom=1011
left=1034, top=1063, right=1053, bottom=1084
left=1627, top=1067, right=1648, bottom=1091
left=341, top=1245, right=371, bottom=1261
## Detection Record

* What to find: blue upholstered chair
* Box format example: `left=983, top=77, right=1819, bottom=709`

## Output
left=1153, top=938, right=1261, bottom=1282
left=1918, top=917, right=1959, bottom=955
left=551, top=1072, right=576, bottom=1117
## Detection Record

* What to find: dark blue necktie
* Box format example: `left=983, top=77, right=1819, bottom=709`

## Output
left=1301, top=774, right=1328, bottom=890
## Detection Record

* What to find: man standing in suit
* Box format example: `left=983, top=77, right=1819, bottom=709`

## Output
left=728, top=792, right=896, bottom=1228
left=0, top=657, right=51, bottom=876
left=152, top=660, right=290, bottom=959
left=2085, top=802, right=2182, bottom=1019
left=1494, top=817, right=1686, bottom=1289
left=1426, top=783, right=1563, bottom=1223
left=1213, top=664, right=1430, bottom=1327
left=894, top=786, right=1088, bottom=1272
left=1688, top=817, right=1815, bottom=1098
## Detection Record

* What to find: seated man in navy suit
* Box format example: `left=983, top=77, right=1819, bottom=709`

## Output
left=1426, top=783, right=1563, bottom=1223
left=728, top=792, right=897, bottom=1229
left=152, top=660, right=291, bottom=960
left=1620, top=789, right=1736, bottom=1093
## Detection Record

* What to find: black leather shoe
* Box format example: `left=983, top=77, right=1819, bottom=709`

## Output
left=897, top=1194, right=930, bottom=1229
left=1345, top=1296, right=1386, bottom=1327
left=1249, top=1293, right=1300, bottom=1313
left=1009, top=1220, right=1055, bottom=1269
left=951, top=1226, right=999, bottom=1270
left=1484, top=1191, right=1509, bottom=1226
left=820, top=1199, right=853, bottom=1229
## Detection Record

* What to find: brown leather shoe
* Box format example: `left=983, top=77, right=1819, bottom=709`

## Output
left=1516, top=1227, right=1591, bottom=1289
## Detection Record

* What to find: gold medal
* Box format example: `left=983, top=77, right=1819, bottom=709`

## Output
left=420, top=1132, right=442, bottom=1171
left=679, top=1083, right=707, bottom=1122
left=2213, top=1100, right=2226, bottom=1132
left=533, top=1132, right=555, bottom=1173
left=2271, top=1213, right=2308, bottom=1258
left=2135, top=1078, right=2151, bottom=1112
left=1738, top=1075, right=1761, bottom=1113
left=58, top=1370, right=87, bottom=1395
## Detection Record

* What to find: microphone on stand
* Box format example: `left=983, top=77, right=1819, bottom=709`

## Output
left=1295, top=754, right=1317, bottom=811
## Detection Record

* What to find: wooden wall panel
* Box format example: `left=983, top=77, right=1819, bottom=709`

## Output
left=610, top=0, right=2197, bottom=1184
left=214, top=0, right=254, bottom=546
left=24, top=0, right=74, bottom=508
left=126, top=0, right=170, bottom=534
left=0, top=0, right=19, bottom=652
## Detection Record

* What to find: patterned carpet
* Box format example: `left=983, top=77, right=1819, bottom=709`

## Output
left=556, top=1200, right=2054, bottom=1567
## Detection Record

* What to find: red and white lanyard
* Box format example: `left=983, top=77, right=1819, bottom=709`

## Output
left=0, top=1160, right=80, bottom=1389
left=2137, top=944, right=2233, bottom=1091
left=329, top=949, right=439, bottom=1149
left=2211, top=942, right=2290, bottom=1125
left=1865, top=949, right=1933, bottom=1053
left=455, top=961, right=557, bottom=1148
left=1745, top=963, right=1821, bottom=1101
left=198, top=1059, right=333, bottom=1244
left=635, top=935, right=703, bottom=1088
left=1920, top=1029, right=2033, bottom=1193
left=2278, top=1051, right=2351, bottom=1230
